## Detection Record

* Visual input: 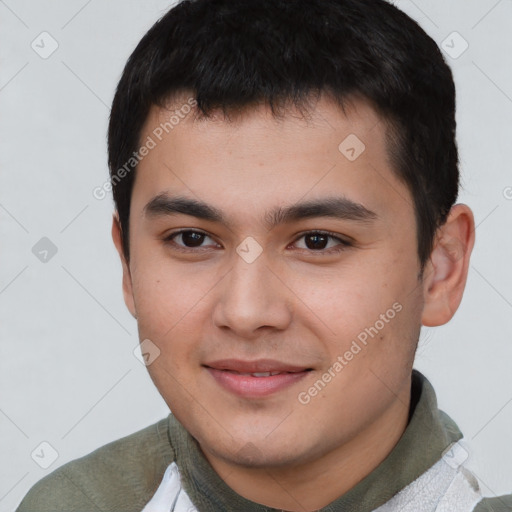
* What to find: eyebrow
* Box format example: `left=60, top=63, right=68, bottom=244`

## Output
left=143, top=193, right=378, bottom=230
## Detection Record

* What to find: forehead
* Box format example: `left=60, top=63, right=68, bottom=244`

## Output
left=132, top=92, right=411, bottom=227
left=152, top=92, right=386, bottom=147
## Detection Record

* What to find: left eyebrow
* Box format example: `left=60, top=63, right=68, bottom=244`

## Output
left=266, top=196, right=378, bottom=228
left=143, top=193, right=378, bottom=230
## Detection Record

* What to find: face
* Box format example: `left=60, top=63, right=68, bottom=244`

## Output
left=117, top=93, right=426, bottom=469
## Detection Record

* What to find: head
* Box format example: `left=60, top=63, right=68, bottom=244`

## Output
left=108, top=0, right=474, bottom=487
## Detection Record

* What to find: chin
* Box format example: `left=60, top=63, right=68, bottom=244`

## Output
left=200, top=428, right=318, bottom=469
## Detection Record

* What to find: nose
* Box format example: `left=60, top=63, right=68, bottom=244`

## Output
left=212, top=249, right=293, bottom=338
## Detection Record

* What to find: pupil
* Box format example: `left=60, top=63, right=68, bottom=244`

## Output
left=306, top=234, right=327, bottom=250
left=183, top=231, right=204, bottom=247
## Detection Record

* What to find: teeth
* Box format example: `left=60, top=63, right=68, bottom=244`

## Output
left=221, top=370, right=295, bottom=377
left=236, top=371, right=283, bottom=377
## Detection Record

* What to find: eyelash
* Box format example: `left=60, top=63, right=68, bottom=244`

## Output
left=162, top=229, right=353, bottom=255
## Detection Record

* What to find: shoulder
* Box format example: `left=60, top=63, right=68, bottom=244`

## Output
left=16, top=416, right=174, bottom=512
left=475, top=494, right=512, bottom=511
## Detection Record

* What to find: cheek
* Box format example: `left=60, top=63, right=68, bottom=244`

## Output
left=288, top=263, right=397, bottom=336
left=132, top=276, right=175, bottom=339
left=130, top=250, right=211, bottom=337
left=129, top=264, right=221, bottom=387
left=132, top=271, right=203, bottom=383
left=293, top=260, right=420, bottom=372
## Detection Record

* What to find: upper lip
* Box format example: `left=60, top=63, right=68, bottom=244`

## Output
left=204, top=359, right=311, bottom=373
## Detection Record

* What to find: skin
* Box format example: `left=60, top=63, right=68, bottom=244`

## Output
left=112, top=92, right=475, bottom=511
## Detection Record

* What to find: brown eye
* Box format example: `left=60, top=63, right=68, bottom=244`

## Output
left=292, top=231, right=352, bottom=253
left=304, top=233, right=329, bottom=250
left=164, top=230, right=218, bottom=250
left=179, top=231, right=205, bottom=247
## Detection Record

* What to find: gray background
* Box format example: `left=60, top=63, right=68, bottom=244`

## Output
left=1, top=0, right=511, bottom=509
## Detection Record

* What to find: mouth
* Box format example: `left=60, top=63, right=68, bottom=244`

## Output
left=203, top=359, right=313, bottom=398
left=218, top=370, right=304, bottom=377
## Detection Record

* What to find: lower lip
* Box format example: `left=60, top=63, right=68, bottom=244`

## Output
left=206, top=368, right=310, bottom=398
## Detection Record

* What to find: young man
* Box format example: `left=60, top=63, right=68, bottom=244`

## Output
left=16, top=0, right=512, bottom=510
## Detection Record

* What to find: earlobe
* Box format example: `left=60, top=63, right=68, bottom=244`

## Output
left=421, top=204, right=475, bottom=327
left=111, top=213, right=137, bottom=319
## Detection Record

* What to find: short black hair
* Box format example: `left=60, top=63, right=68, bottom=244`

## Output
left=108, top=0, right=459, bottom=275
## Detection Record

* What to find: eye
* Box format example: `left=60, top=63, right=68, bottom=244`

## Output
left=162, top=229, right=352, bottom=255
left=163, top=229, right=220, bottom=251
left=291, top=231, right=352, bottom=254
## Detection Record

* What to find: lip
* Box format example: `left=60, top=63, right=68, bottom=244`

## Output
left=204, top=358, right=311, bottom=373
left=204, top=359, right=312, bottom=398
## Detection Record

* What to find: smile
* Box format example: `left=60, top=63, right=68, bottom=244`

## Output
left=203, top=359, right=313, bottom=398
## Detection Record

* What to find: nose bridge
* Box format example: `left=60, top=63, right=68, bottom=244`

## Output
left=212, top=246, right=292, bottom=335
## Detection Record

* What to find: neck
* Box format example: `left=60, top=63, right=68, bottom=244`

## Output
left=201, top=380, right=412, bottom=511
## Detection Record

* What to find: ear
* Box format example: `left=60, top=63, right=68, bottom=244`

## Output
left=421, top=204, right=475, bottom=327
left=111, top=212, right=137, bottom=319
